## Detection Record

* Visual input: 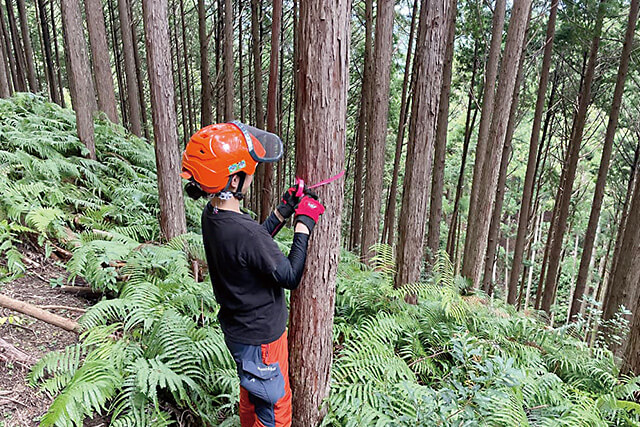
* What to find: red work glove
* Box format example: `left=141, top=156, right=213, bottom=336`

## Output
left=294, top=196, right=325, bottom=233
left=276, top=186, right=302, bottom=219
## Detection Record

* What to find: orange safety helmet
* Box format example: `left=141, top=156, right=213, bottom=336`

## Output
left=181, top=121, right=283, bottom=195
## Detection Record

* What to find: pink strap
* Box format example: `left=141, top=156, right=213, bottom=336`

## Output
left=307, top=170, right=345, bottom=190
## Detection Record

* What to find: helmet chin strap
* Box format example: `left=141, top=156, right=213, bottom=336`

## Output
left=216, top=173, right=246, bottom=200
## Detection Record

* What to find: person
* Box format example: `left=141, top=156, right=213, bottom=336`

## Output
left=180, top=121, right=324, bottom=427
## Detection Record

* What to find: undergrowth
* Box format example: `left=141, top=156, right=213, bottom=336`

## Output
left=1, top=95, right=639, bottom=426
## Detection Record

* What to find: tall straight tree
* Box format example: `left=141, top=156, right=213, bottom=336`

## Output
left=569, top=0, right=639, bottom=320
left=142, top=0, right=187, bottom=240
left=50, top=0, right=66, bottom=107
left=199, top=0, right=212, bottom=126
left=4, top=0, right=27, bottom=91
left=540, top=0, right=606, bottom=314
left=118, top=0, right=142, bottom=136
left=259, top=0, right=282, bottom=223
left=509, top=0, right=559, bottom=306
left=462, top=0, right=506, bottom=280
left=382, top=0, right=418, bottom=247
left=60, top=0, right=97, bottom=160
left=394, top=0, right=453, bottom=287
left=288, top=0, right=350, bottom=423
left=16, top=0, right=38, bottom=92
left=0, top=24, right=9, bottom=97
left=85, top=0, right=119, bottom=123
left=361, top=0, right=394, bottom=265
left=350, top=0, right=373, bottom=252
left=251, top=0, right=263, bottom=128
left=223, top=0, right=233, bottom=120
left=426, top=0, right=456, bottom=266
left=36, top=0, right=60, bottom=104
left=463, top=0, right=531, bottom=289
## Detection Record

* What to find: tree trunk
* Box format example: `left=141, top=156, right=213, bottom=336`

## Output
left=60, top=0, right=97, bottom=160
left=223, top=0, right=233, bottom=120
left=179, top=0, right=194, bottom=136
left=51, top=0, right=66, bottom=107
left=288, top=0, right=350, bottom=423
left=0, top=21, right=9, bottom=97
left=394, top=0, right=453, bottom=287
left=199, top=0, right=212, bottom=126
left=426, top=0, right=456, bottom=267
left=37, top=0, right=60, bottom=103
left=118, top=0, right=142, bottom=136
left=360, top=0, right=395, bottom=265
left=569, top=0, right=639, bottom=321
left=16, top=0, right=38, bottom=92
left=129, top=2, right=150, bottom=140
left=260, top=0, right=282, bottom=223
left=523, top=211, right=543, bottom=309
left=85, top=0, right=119, bottom=123
left=142, top=0, right=187, bottom=240
left=4, top=0, right=27, bottom=92
left=250, top=0, right=262, bottom=127
left=461, top=0, right=506, bottom=280
left=382, top=0, right=418, bottom=248
left=508, top=0, right=559, bottom=301
left=463, top=0, right=531, bottom=288
left=623, top=272, right=640, bottom=374
left=540, top=0, right=605, bottom=315
left=446, top=41, right=479, bottom=259
left=349, top=0, right=373, bottom=253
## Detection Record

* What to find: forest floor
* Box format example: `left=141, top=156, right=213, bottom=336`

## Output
left=0, top=243, right=104, bottom=427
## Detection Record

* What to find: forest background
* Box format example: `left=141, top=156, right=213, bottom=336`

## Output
left=1, top=0, right=640, bottom=425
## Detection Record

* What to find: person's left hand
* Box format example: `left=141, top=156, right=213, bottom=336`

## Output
left=276, top=186, right=301, bottom=219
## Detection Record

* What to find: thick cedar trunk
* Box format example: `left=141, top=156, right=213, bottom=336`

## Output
left=85, top=0, right=119, bottom=123
left=142, top=0, right=187, bottom=240
left=482, top=37, right=528, bottom=296
left=569, top=0, right=639, bottom=321
left=223, top=0, right=233, bottom=120
left=623, top=277, right=640, bottom=374
left=382, top=0, right=418, bottom=248
left=394, top=0, right=452, bottom=287
left=461, top=0, right=506, bottom=282
left=426, top=0, right=456, bottom=266
left=118, top=0, right=142, bottom=136
left=16, top=0, right=38, bottom=92
left=128, top=4, right=150, bottom=140
left=288, top=0, right=349, bottom=423
left=349, top=0, right=373, bottom=253
left=37, top=0, right=59, bottom=103
left=463, top=0, right=531, bottom=288
left=60, top=0, right=97, bottom=160
left=509, top=0, right=559, bottom=301
left=446, top=42, right=479, bottom=259
left=199, top=0, right=212, bottom=126
left=4, top=0, right=27, bottom=92
left=361, top=0, right=395, bottom=265
left=260, top=0, right=282, bottom=223
left=541, top=1, right=605, bottom=314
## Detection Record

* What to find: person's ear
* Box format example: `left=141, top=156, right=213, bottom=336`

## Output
left=230, top=174, right=240, bottom=191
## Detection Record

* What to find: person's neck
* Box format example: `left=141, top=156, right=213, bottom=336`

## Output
left=212, top=197, right=242, bottom=213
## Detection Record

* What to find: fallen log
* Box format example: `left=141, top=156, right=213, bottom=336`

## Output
left=0, top=337, right=37, bottom=365
left=0, top=294, right=80, bottom=333
left=59, top=286, right=100, bottom=295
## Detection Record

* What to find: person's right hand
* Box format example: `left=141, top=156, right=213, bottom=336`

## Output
left=276, top=186, right=301, bottom=219
left=294, top=196, right=325, bottom=233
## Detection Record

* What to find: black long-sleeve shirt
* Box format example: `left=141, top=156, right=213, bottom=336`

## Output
left=201, top=202, right=309, bottom=345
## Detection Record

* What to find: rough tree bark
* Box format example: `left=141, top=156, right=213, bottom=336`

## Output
left=349, top=0, right=373, bottom=253
left=199, top=0, right=212, bottom=126
left=426, top=0, right=456, bottom=267
left=0, top=24, right=9, bottom=97
left=540, top=0, right=605, bottom=314
left=569, top=0, right=639, bottom=321
left=508, top=0, right=559, bottom=302
left=288, top=0, right=350, bottom=424
left=382, top=0, right=418, bottom=248
left=394, top=0, right=452, bottom=287
left=36, top=0, right=60, bottom=103
left=461, top=0, right=506, bottom=282
left=361, top=0, right=395, bottom=265
left=60, top=0, right=97, bottom=160
left=118, top=0, right=142, bottom=136
left=85, top=0, right=119, bottom=123
left=463, top=0, right=531, bottom=289
left=142, top=0, right=187, bottom=240
left=223, top=0, right=233, bottom=120
left=16, top=0, right=38, bottom=92
left=4, top=0, right=27, bottom=92
left=260, top=0, right=282, bottom=223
